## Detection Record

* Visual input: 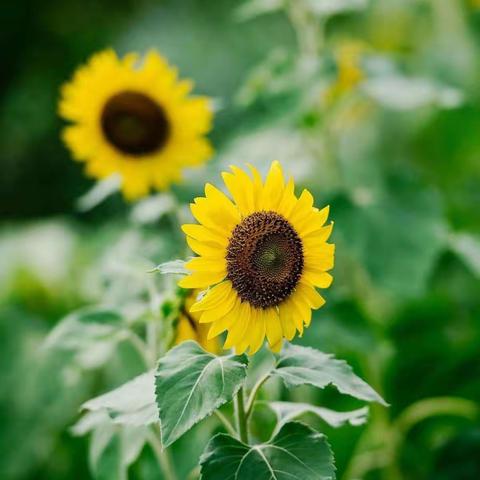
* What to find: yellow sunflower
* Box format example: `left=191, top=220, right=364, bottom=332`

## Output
left=59, top=49, right=213, bottom=200
left=174, top=292, right=219, bottom=354
left=178, top=161, right=335, bottom=355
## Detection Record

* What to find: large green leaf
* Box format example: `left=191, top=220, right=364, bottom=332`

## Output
left=155, top=341, right=248, bottom=448
left=82, top=371, right=158, bottom=426
left=200, top=422, right=335, bottom=480
left=272, top=344, right=387, bottom=405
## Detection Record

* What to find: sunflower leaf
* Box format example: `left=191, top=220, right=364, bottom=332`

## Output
left=258, top=401, right=369, bottom=434
left=200, top=421, right=335, bottom=480
left=272, top=344, right=387, bottom=406
left=81, top=370, right=158, bottom=426
left=155, top=341, right=248, bottom=448
left=150, top=259, right=188, bottom=275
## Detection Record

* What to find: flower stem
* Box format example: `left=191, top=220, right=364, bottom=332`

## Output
left=214, top=410, right=237, bottom=437
left=234, top=387, right=249, bottom=444
left=148, top=427, right=178, bottom=480
left=245, top=373, right=271, bottom=421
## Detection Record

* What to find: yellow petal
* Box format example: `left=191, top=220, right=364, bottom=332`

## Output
left=181, top=224, right=228, bottom=247
left=302, top=270, right=333, bottom=289
left=185, top=257, right=226, bottom=274
left=297, top=282, right=326, bottom=309
left=207, top=313, right=237, bottom=340
left=199, top=288, right=238, bottom=323
left=178, top=270, right=225, bottom=289
left=190, top=281, right=232, bottom=312
left=248, top=309, right=266, bottom=355
left=260, top=160, right=285, bottom=210
left=222, top=166, right=256, bottom=215
left=223, top=302, right=250, bottom=350
left=281, top=298, right=304, bottom=336
left=278, top=305, right=296, bottom=341
left=264, top=308, right=282, bottom=348
left=190, top=197, right=238, bottom=238
left=270, top=339, right=283, bottom=353
left=186, top=236, right=226, bottom=258
left=290, top=294, right=312, bottom=327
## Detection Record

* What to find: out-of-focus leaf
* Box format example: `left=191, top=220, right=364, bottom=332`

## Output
left=200, top=422, right=335, bottom=479
left=150, top=259, right=188, bottom=275
left=155, top=341, right=248, bottom=448
left=335, top=182, right=448, bottom=298
left=261, top=401, right=369, bottom=432
left=129, top=193, right=176, bottom=225
left=272, top=344, right=387, bottom=405
left=362, top=75, right=463, bottom=110
left=449, top=232, right=480, bottom=278
left=43, top=307, right=126, bottom=369
left=235, top=0, right=285, bottom=21
left=76, top=175, right=122, bottom=212
left=306, top=0, right=368, bottom=17
left=82, top=371, right=158, bottom=426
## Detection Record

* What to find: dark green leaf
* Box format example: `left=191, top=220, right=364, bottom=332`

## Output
left=200, top=422, right=335, bottom=480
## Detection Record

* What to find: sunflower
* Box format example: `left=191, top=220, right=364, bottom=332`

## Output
left=59, top=49, right=213, bottom=200
left=178, top=161, right=334, bottom=355
left=174, top=292, right=219, bottom=354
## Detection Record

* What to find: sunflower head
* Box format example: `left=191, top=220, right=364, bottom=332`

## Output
left=59, top=49, right=213, bottom=200
left=178, top=161, right=335, bottom=355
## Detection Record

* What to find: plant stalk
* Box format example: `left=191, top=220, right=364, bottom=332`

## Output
left=234, top=387, right=249, bottom=444
left=148, top=427, right=178, bottom=480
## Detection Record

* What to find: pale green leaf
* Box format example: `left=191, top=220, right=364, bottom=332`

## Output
left=272, top=344, right=387, bottom=405
left=155, top=341, right=248, bottom=448
left=261, top=401, right=369, bottom=433
left=305, top=0, right=367, bottom=17
left=150, top=259, right=188, bottom=275
left=130, top=193, right=175, bottom=225
left=200, top=421, right=335, bottom=480
left=235, top=0, right=284, bottom=21
left=449, top=232, right=480, bottom=278
left=82, top=371, right=158, bottom=426
left=76, top=174, right=121, bottom=212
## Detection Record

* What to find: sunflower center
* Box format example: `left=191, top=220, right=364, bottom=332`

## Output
left=226, top=211, right=304, bottom=309
left=101, top=91, right=170, bottom=156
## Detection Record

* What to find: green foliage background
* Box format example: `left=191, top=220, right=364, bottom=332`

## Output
left=1, top=0, right=480, bottom=478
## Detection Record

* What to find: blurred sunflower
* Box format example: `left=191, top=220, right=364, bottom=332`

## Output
left=59, top=50, right=213, bottom=200
left=174, top=292, right=219, bottom=354
left=179, top=161, right=334, bottom=355
left=325, top=40, right=365, bottom=103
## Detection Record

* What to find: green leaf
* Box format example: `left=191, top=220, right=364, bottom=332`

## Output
left=150, top=259, right=188, bottom=275
left=235, top=0, right=284, bottom=21
left=155, top=341, right=248, bottom=448
left=261, top=401, right=369, bottom=432
left=82, top=371, right=158, bottom=426
left=272, top=344, right=387, bottom=406
left=76, top=174, right=121, bottom=212
left=200, top=421, right=335, bottom=480
left=130, top=193, right=175, bottom=225
left=43, top=307, right=125, bottom=369
left=449, top=232, right=480, bottom=278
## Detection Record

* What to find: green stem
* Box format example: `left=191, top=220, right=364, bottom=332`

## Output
left=214, top=410, right=237, bottom=437
left=148, top=427, right=178, bottom=480
left=245, top=373, right=271, bottom=421
left=234, top=387, right=249, bottom=444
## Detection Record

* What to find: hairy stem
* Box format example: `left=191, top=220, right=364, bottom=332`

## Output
left=234, top=387, right=249, bottom=444
left=214, top=410, right=237, bottom=437
left=148, top=427, right=178, bottom=480
left=245, top=373, right=271, bottom=421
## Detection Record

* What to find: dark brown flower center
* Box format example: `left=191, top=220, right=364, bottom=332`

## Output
left=226, top=211, right=304, bottom=309
left=101, top=91, right=170, bottom=156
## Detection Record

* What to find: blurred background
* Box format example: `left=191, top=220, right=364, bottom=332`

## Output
left=1, top=0, right=480, bottom=478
